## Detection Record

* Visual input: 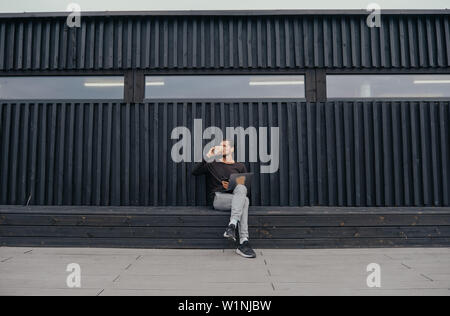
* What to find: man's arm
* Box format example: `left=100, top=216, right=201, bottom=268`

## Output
left=192, top=146, right=222, bottom=176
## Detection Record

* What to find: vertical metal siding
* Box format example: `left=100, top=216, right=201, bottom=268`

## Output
left=0, top=101, right=449, bottom=207
left=0, top=14, right=449, bottom=71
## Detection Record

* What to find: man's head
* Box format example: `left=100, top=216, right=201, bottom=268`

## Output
left=220, top=139, right=235, bottom=157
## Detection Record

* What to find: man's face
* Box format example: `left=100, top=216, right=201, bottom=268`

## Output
left=221, top=141, right=234, bottom=156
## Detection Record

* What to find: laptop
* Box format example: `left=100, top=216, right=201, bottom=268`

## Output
left=227, top=173, right=253, bottom=192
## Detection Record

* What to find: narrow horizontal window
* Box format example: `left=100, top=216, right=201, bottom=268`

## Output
left=0, top=76, right=124, bottom=100
left=327, top=75, right=450, bottom=98
left=145, top=75, right=305, bottom=99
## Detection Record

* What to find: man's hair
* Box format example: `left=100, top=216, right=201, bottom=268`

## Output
left=222, top=139, right=235, bottom=148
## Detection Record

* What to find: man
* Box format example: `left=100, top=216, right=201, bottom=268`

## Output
left=192, top=140, right=256, bottom=259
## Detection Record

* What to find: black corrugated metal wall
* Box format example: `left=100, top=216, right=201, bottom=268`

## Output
left=0, top=13, right=449, bottom=207
left=0, top=101, right=449, bottom=206
left=0, top=14, right=449, bottom=70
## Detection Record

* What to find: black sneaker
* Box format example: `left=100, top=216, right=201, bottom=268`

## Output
left=223, top=224, right=237, bottom=242
left=236, top=241, right=257, bottom=259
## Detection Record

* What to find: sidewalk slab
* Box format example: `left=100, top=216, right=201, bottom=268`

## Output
left=1, top=247, right=449, bottom=296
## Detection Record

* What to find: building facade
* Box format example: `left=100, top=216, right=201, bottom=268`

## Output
left=0, top=10, right=449, bottom=208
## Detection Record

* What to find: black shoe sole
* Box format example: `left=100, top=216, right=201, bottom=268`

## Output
left=236, top=248, right=257, bottom=259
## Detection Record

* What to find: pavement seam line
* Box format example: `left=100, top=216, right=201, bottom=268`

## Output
left=1, top=257, right=13, bottom=263
left=401, top=263, right=412, bottom=269
left=262, top=251, right=276, bottom=293
left=420, top=274, right=434, bottom=282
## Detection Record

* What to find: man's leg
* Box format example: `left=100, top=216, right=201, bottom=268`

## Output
left=213, top=185, right=249, bottom=242
left=213, top=187, right=256, bottom=259
left=238, top=197, right=250, bottom=244
left=213, top=192, right=237, bottom=241
left=234, top=194, right=256, bottom=259
left=213, top=185, right=247, bottom=223
left=230, top=184, right=248, bottom=227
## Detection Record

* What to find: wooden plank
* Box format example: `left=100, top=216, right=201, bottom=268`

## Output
left=37, top=103, right=47, bottom=205
left=410, top=102, right=423, bottom=206
left=306, top=103, right=317, bottom=204
left=296, top=103, right=306, bottom=206
left=382, top=102, right=394, bottom=205
left=73, top=103, right=84, bottom=205
left=401, top=102, right=412, bottom=206
left=0, top=103, right=12, bottom=204
left=1, top=237, right=450, bottom=249
left=46, top=103, right=57, bottom=205
left=420, top=102, right=432, bottom=205
left=316, top=102, right=326, bottom=205
left=373, top=102, right=384, bottom=206
left=363, top=102, right=375, bottom=206
left=1, top=213, right=450, bottom=227
left=54, top=103, right=66, bottom=205
left=334, top=102, right=345, bottom=206
left=93, top=103, right=103, bottom=205
left=353, top=102, right=364, bottom=206
left=325, top=103, right=337, bottom=205
left=83, top=103, right=94, bottom=205
left=279, top=102, right=289, bottom=206
left=111, top=103, right=121, bottom=205
left=102, top=103, right=113, bottom=205
left=9, top=104, right=21, bottom=204
left=255, top=226, right=450, bottom=239
left=18, top=103, right=30, bottom=204
left=2, top=226, right=450, bottom=239
left=429, top=102, right=441, bottom=206
left=27, top=104, right=39, bottom=205
left=392, top=102, right=403, bottom=206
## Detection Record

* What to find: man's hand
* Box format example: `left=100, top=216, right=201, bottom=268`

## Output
left=222, top=181, right=229, bottom=190
left=236, top=176, right=246, bottom=185
left=206, top=146, right=223, bottom=159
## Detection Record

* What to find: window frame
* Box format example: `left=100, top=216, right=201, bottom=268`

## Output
left=0, top=71, right=130, bottom=102
left=324, top=69, right=450, bottom=101
left=140, top=70, right=310, bottom=102
left=143, top=74, right=307, bottom=101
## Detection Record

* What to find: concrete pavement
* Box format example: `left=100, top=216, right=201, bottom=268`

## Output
left=0, top=247, right=449, bottom=296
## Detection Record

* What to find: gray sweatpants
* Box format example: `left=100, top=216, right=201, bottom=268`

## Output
left=213, top=184, right=249, bottom=241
